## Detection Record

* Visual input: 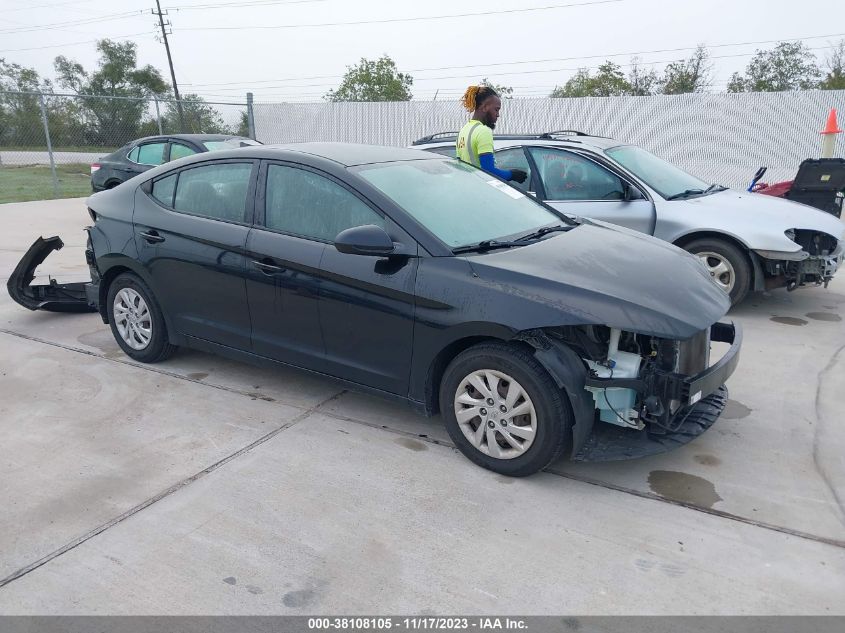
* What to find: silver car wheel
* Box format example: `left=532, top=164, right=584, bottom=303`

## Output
left=113, top=288, right=152, bottom=350
left=453, top=369, right=537, bottom=460
left=697, top=251, right=736, bottom=293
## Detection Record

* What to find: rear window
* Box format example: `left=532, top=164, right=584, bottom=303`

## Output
left=203, top=138, right=262, bottom=151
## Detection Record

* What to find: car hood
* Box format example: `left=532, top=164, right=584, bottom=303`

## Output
left=467, top=222, right=730, bottom=339
left=677, top=189, right=845, bottom=242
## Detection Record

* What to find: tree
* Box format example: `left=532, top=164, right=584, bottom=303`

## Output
left=480, top=77, right=513, bottom=99
left=325, top=55, right=412, bottom=102
left=628, top=57, right=658, bottom=96
left=164, top=93, right=227, bottom=134
left=550, top=61, right=631, bottom=97
left=660, top=45, right=712, bottom=94
left=820, top=39, right=845, bottom=90
left=727, top=41, right=820, bottom=92
left=54, top=39, right=169, bottom=145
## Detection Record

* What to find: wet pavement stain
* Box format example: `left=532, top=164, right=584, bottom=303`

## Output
left=246, top=585, right=264, bottom=595
left=283, top=588, right=315, bottom=608
left=647, top=470, right=722, bottom=508
left=770, top=316, right=808, bottom=326
left=693, top=454, right=721, bottom=466
left=223, top=577, right=237, bottom=585
left=722, top=399, right=752, bottom=420
left=806, top=312, right=842, bottom=322
left=187, top=372, right=209, bottom=381
left=247, top=392, right=275, bottom=402
left=394, top=437, right=427, bottom=452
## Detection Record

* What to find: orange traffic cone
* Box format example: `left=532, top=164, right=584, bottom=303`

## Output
left=820, top=109, right=842, bottom=158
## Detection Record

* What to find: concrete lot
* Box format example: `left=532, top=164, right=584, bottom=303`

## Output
left=0, top=197, right=844, bottom=614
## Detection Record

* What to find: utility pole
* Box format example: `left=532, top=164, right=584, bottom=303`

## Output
left=152, top=0, right=185, bottom=130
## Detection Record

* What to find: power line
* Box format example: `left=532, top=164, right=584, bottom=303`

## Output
left=0, top=31, right=155, bottom=53
left=6, top=0, right=101, bottom=12
left=181, top=44, right=840, bottom=94
left=182, top=31, right=845, bottom=88
left=166, top=0, right=330, bottom=9
left=178, top=0, right=624, bottom=31
left=0, top=11, right=144, bottom=34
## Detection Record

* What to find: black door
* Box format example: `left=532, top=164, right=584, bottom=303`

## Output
left=133, top=160, right=257, bottom=350
left=245, top=162, right=327, bottom=369
left=250, top=162, right=417, bottom=394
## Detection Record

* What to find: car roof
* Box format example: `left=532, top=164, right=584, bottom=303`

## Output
left=412, top=131, right=623, bottom=151
left=132, top=133, right=251, bottom=144
left=185, top=142, right=443, bottom=167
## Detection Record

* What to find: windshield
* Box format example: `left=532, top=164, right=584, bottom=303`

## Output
left=202, top=138, right=262, bottom=151
left=355, top=159, right=561, bottom=248
left=605, top=145, right=709, bottom=199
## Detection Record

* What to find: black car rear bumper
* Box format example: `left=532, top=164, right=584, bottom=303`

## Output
left=6, top=236, right=97, bottom=313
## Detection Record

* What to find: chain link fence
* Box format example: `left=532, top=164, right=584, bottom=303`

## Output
left=254, top=90, right=845, bottom=190
left=0, top=91, right=252, bottom=203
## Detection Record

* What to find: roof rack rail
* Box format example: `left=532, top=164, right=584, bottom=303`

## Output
left=539, top=130, right=590, bottom=139
left=412, top=131, right=460, bottom=145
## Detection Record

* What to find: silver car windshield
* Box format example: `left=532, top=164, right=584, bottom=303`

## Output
left=605, top=145, right=709, bottom=199
left=355, top=159, right=561, bottom=248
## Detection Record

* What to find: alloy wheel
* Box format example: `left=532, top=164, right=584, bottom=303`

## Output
left=697, top=251, right=736, bottom=293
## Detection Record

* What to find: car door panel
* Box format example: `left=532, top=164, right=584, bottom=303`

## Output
left=318, top=221, right=418, bottom=395
left=244, top=228, right=327, bottom=370
left=133, top=161, right=256, bottom=350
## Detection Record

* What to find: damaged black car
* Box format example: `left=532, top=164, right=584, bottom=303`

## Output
left=8, top=143, right=741, bottom=476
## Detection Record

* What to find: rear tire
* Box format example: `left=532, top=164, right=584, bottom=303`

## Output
left=683, top=238, right=751, bottom=305
left=106, top=273, right=176, bottom=363
left=439, top=342, right=571, bottom=477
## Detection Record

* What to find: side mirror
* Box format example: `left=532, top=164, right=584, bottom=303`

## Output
left=622, top=181, right=644, bottom=201
left=334, top=224, right=395, bottom=256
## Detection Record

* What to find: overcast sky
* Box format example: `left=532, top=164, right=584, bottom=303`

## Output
left=2, top=0, right=842, bottom=103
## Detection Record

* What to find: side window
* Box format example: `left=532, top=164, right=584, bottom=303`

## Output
left=127, top=146, right=140, bottom=162
left=529, top=148, right=624, bottom=201
left=265, top=164, right=384, bottom=242
left=170, top=143, right=197, bottom=161
left=151, top=173, right=177, bottom=207
left=173, top=162, right=253, bottom=222
left=494, top=147, right=532, bottom=192
left=135, top=142, right=168, bottom=166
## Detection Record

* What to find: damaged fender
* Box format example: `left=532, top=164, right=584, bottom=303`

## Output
left=7, top=236, right=96, bottom=313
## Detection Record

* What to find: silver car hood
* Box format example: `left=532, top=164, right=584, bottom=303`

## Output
left=654, top=189, right=845, bottom=253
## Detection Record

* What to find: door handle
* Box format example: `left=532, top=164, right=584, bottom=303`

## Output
left=139, top=230, right=165, bottom=244
left=252, top=260, right=285, bottom=275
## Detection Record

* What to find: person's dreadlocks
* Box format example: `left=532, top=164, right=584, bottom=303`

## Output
left=461, top=85, right=499, bottom=112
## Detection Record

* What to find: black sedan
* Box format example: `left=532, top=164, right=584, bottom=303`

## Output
left=10, top=143, right=741, bottom=476
left=90, top=133, right=261, bottom=192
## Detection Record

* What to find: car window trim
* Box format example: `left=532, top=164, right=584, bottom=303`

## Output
left=143, top=158, right=259, bottom=227
left=256, top=159, right=388, bottom=245
left=527, top=146, right=644, bottom=203
left=127, top=140, right=168, bottom=167
left=166, top=140, right=201, bottom=162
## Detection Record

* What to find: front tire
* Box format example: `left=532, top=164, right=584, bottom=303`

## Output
left=106, top=273, right=176, bottom=363
left=439, top=342, right=571, bottom=477
left=684, top=238, right=751, bottom=305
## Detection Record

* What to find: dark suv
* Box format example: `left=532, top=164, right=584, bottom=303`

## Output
left=91, top=134, right=261, bottom=191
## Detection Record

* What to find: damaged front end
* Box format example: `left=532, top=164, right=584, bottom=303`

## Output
left=757, top=230, right=844, bottom=291
left=525, top=321, right=741, bottom=462
left=7, top=236, right=97, bottom=313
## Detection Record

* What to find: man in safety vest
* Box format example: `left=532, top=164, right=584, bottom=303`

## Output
left=456, top=85, right=527, bottom=184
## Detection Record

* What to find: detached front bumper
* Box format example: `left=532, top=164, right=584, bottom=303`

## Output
left=7, top=236, right=97, bottom=313
left=576, top=321, right=741, bottom=461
